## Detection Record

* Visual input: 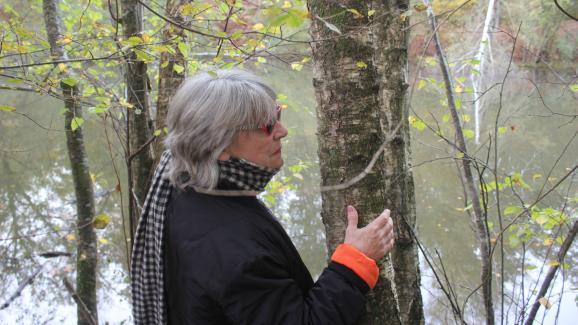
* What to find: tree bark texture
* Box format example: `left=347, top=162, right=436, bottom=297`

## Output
left=153, top=0, right=189, bottom=160
left=121, top=0, right=154, bottom=238
left=42, top=1, right=98, bottom=324
left=308, top=1, right=424, bottom=324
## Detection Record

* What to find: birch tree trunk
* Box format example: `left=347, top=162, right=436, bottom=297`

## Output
left=42, top=1, right=98, bottom=324
left=308, top=1, right=424, bottom=323
left=120, top=0, right=154, bottom=238
left=152, top=0, right=189, bottom=159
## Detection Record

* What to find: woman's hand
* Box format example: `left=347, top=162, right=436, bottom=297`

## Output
left=344, top=205, right=394, bottom=261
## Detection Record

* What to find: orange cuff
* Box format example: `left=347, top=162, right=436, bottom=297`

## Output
left=331, top=244, right=379, bottom=289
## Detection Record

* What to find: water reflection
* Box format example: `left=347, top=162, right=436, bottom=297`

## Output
left=1, top=66, right=576, bottom=323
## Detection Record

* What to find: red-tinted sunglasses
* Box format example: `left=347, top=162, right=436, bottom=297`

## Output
left=239, top=105, right=282, bottom=135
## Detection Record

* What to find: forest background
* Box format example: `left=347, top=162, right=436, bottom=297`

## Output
left=0, top=0, right=577, bottom=324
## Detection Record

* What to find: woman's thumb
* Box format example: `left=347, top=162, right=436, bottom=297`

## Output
left=346, top=205, right=358, bottom=230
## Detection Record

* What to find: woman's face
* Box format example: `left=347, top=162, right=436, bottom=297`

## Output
left=220, top=120, right=288, bottom=169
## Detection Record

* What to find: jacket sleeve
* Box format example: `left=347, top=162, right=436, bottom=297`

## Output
left=219, top=250, right=371, bottom=325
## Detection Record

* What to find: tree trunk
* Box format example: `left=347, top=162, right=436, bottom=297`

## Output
left=424, top=1, right=494, bottom=323
left=42, top=1, right=98, bottom=324
left=308, top=1, right=424, bottom=324
left=120, top=0, right=154, bottom=239
left=152, top=0, right=189, bottom=160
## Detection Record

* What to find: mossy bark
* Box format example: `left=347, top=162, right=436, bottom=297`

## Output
left=153, top=0, right=189, bottom=160
left=308, top=1, right=424, bottom=323
left=42, top=1, right=98, bottom=324
left=120, top=0, right=154, bottom=237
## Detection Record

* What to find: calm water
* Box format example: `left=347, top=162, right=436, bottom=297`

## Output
left=1, top=66, right=576, bottom=324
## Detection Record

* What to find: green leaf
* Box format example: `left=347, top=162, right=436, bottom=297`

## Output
left=498, top=126, right=508, bottom=134
left=463, top=129, right=475, bottom=139
left=0, top=105, right=16, bottom=112
left=471, top=69, right=481, bottom=76
left=177, top=42, right=188, bottom=57
left=230, top=31, right=243, bottom=40
left=455, top=98, right=462, bottom=110
left=408, top=115, right=426, bottom=131
left=134, top=49, right=154, bottom=63
left=455, top=76, right=467, bottom=83
left=61, top=77, right=78, bottom=87
left=153, top=129, right=162, bottom=137
left=125, top=36, right=143, bottom=46
left=367, top=9, right=376, bottom=17
left=569, top=84, right=578, bottom=92
left=207, top=71, right=218, bottom=78
left=465, top=59, right=481, bottom=65
left=356, top=61, right=368, bottom=69
left=93, top=214, right=112, bottom=229
left=71, top=117, right=85, bottom=131
left=418, top=79, right=427, bottom=89
left=504, top=206, right=522, bottom=215
left=173, top=64, right=185, bottom=74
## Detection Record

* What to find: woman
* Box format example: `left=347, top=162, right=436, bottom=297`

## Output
left=131, top=69, right=395, bottom=324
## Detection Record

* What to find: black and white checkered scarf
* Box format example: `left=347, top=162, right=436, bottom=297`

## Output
left=130, top=150, right=278, bottom=324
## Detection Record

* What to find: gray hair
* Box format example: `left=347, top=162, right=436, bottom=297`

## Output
left=164, top=69, right=278, bottom=190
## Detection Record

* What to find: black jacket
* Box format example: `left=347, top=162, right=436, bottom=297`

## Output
left=164, top=187, right=369, bottom=325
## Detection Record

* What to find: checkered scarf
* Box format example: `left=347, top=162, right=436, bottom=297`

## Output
left=130, top=150, right=278, bottom=324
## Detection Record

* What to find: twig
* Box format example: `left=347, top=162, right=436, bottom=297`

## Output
left=554, top=0, right=578, bottom=21
left=62, top=276, right=98, bottom=325
left=320, top=121, right=402, bottom=192
left=0, top=264, right=45, bottom=310
left=524, top=216, right=578, bottom=324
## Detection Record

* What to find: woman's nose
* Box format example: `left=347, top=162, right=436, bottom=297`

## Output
left=274, top=121, right=288, bottom=140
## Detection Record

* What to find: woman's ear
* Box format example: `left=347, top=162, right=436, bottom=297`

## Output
left=217, top=151, right=231, bottom=161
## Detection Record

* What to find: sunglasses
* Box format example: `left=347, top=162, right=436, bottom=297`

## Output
left=239, top=105, right=282, bottom=135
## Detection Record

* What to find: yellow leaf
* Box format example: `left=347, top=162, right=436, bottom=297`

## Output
left=291, top=63, right=303, bottom=71
left=60, top=35, right=72, bottom=45
left=58, top=63, right=68, bottom=72
left=399, top=14, right=407, bottom=22
left=253, top=23, right=265, bottom=31
left=368, top=9, right=376, bottom=17
left=98, top=238, right=109, bottom=245
left=532, top=173, right=543, bottom=181
left=142, top=33, right=151, bottom=43
left=282, top=1, right=292, bottom=9
left=356, top=61, right=368, bottom=69
left=65, top=234, right=76, bottom=241
left=119, top=98, right=134, bottom=108
left=414, top=4, right=427, bottom=12
left=93, top=214, right=112, bottom=229
left=547, top=260, right=560, bottom=267
left=418, top=79, right=426, bottom=89
left=455, top=85, right=463, bottom=93
left=347, top=8, right=363, bottom=18
left=538, top=297, right=552, bottom=309
left=543, top=238, right=553, bottom=246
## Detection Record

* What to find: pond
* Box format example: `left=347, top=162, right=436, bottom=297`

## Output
left=0, top=65, right=576, bottom=324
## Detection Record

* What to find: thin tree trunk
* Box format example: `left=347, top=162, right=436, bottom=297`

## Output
left=471, top=0, right=496, bottom=144
left=42, top=1, right=98, bottom=324
left=424, top=1, right=494, bottom=324
left=153, top=0, right=189, bottom=160
left=525, top=217, right=578, bottom=325
left=308, top=1, right=424, bottom=323
left=120, top=0, right=154, bottom=239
